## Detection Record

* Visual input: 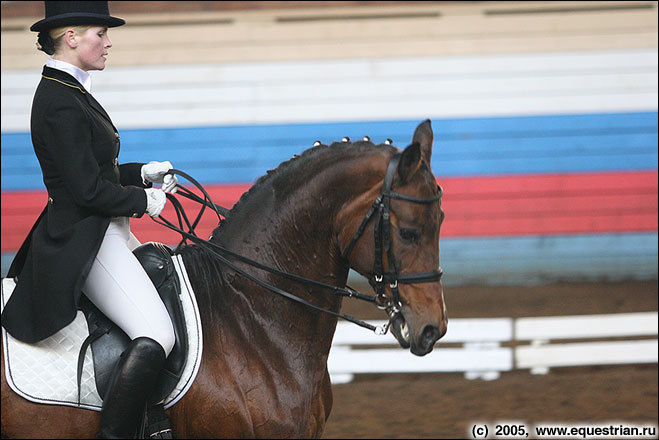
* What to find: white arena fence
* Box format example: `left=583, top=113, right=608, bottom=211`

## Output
left=328, top=312, right=658, bottom=384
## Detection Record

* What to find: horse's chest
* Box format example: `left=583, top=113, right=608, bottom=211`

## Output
left=179, top=362, right=330, bottom=437
left=245, top=376, right=329, bottom=434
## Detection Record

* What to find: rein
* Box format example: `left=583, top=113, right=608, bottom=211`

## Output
left=153, top=153, right=443, bottom=335
left=153, top=170, right=386, bottom=334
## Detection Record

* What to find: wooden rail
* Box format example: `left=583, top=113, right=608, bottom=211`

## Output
left=328, top=312, right=658, bottom=383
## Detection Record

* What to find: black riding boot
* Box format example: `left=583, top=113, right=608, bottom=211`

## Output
left=97, top=337, right=166, bottom=439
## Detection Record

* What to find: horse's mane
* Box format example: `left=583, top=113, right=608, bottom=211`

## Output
left=221, top=138, right=394, bottom=232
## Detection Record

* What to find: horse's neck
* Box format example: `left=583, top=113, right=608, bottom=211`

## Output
left=212, top=152, right=384, bottom=356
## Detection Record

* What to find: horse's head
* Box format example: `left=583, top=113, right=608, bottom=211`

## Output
left=336, top=120, right=446, bottom=356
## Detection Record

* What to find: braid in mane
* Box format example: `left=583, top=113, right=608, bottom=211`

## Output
left=214, top=138, right=394, bottom=237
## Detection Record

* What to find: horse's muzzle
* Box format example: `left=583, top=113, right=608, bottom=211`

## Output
left=391, top=311, right=448, bottom=356
left=411, top=324, right=445, bottom=356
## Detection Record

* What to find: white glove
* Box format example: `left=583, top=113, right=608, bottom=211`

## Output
left=141, top=161, right=178, bottom=193
left=161, top=173, right=178, bottom=194
left=144, top=188, right=167, bottom=217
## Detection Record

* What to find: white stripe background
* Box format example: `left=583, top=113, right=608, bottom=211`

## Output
left=2, top=49, right=657, bottom=132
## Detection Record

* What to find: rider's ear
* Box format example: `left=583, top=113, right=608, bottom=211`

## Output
left=411, top=119, right=434, bottom=163
left=398, top=142, right=421, bottom=183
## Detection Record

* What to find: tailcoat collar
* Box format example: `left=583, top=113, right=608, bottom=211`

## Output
left=41, top=66, right=115, bottom=128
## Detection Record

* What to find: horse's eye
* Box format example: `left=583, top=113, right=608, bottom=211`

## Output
left=399, top=228, right=419, bottom=243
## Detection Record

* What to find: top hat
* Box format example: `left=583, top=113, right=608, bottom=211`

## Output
left=30, top=1, right=125, bottom=32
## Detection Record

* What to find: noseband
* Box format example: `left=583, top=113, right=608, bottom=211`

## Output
left=343, top=152, right=444, bottom=322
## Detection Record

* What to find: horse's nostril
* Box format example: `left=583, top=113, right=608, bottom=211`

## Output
left=422, top=325, right=440, bottom=345
left=411, top=325, right=443, bottom=356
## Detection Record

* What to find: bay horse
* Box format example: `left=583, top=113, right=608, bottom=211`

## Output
left=1, top=119, right=447, bottom=438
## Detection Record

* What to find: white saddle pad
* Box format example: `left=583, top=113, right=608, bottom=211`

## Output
left=1, top=255, right=203, bottom=411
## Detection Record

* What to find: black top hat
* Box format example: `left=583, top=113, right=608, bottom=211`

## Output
left=30, top=1, right=125, bottom=32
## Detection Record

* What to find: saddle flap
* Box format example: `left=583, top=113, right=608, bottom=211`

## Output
left=133, top=242, right=189, bottom=386
left=79, top=296, right=129, bottom=400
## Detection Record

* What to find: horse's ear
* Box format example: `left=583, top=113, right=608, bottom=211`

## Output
left=411, top=119, right=433, bottom=162
left=397, top=142, right=421, bottom=183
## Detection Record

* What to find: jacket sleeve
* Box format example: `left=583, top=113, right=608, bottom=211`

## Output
left=119, top=162, right=152, bottom=188
left=42, top=100, right=148, bottom=218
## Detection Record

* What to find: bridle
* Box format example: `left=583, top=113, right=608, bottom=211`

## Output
left=153, top=151, right=443, bottom=335
left=343, top=151, right=444, bottom=328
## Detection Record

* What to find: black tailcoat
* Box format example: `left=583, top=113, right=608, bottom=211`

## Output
left=1, top=66, right=151, bottom=343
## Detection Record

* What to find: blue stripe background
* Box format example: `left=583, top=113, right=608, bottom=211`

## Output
left=2, top=111, right=657, bottom=190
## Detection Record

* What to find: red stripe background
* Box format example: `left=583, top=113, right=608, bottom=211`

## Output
left=1, top=171, right=656, bottom=252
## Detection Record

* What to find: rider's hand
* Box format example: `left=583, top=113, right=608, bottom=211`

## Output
left=161, top=174, right=178, bottom=194
left=141, top=161, right=178, bottom=193
left=144, top=188, right=167, bottom=217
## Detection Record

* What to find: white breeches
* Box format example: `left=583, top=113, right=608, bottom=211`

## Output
left=81, top=217, right=175, bottom=356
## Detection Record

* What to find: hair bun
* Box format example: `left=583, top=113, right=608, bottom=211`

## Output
left=36, top=31, right=55, bottom=55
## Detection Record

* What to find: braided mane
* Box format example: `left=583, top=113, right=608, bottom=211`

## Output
left=218, top=139, right=395, bottom=233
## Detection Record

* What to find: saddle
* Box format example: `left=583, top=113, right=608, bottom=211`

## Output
left=77, top=242, right=188, bottom=406
left=3, top=243, right=204, bottom=440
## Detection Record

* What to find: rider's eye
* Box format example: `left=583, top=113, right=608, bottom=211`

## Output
left=399, top=228, right=419, bottom=243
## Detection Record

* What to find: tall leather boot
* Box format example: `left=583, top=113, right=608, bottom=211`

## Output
left=97, top=337, right=166, bottom=439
